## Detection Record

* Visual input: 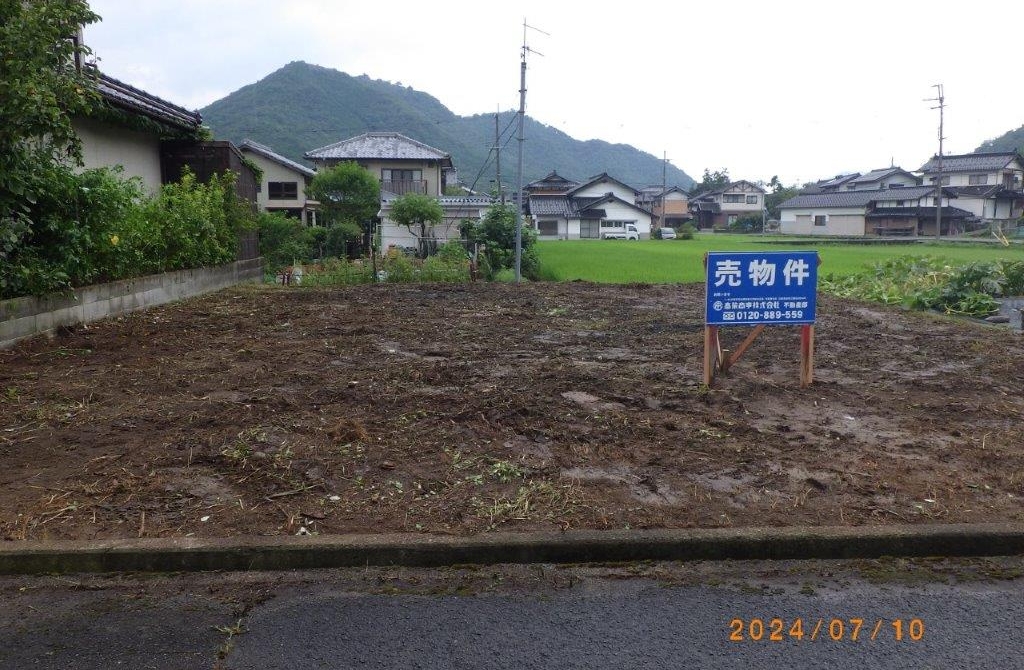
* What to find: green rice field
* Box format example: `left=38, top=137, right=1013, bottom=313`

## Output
left=535, top=234, right=1024, bottom=283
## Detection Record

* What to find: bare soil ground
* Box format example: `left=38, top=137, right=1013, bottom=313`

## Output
left=2, top=282, right=1023, bottom=542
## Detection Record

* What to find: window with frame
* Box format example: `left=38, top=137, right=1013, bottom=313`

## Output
left=930, top=176, right=950, bottom=185
left=603, top=220, right=626, bottom=229
left=538, top=220, right=558, bottom=236
left=381, top=169, right=422, bottom=182
left=268, top=181, right=298, bottom=200
left=723, top=194, right=744, bottom=203
left=580, top=220, right=600, bottom=238
left=968, top=174, right=989, bottom=185
left=813, top=215, right=827, bottom=227
left=745, top=195, right=758, bottom=204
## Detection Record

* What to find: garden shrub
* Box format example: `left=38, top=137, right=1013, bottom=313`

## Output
left=258, top=212, right=314, bottom=272
left=1, top=165, right=254, bottom=299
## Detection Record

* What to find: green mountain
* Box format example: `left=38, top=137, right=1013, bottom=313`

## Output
left=200, top=61, right=694, bottom=190
left=975, top=125, right=1024, bottom=154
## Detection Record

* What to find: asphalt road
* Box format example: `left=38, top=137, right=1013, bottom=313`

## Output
left=2, top=558, right=1022, bottom=669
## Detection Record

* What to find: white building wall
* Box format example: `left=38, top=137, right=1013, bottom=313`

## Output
left=779, top=207, right=865, bottom=236
left=243, top=151, right=311, bottom=220
left=599, top=201, right=653, bottom=238
left=73, top=117, right=163, bottom=195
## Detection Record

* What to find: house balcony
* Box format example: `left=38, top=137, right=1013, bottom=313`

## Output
left=381, top=180, right=428, bottom=195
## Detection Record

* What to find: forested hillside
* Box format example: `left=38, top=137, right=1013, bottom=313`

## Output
left=201, top=61, right=693, bottom=190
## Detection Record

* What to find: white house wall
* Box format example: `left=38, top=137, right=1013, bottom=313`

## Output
left=73, top=117, right=163, bottom=195
left=380, top=205, right=486, bottom=253
left=598, top=201, right=652, bottom=237
left=243, top=151, right=311, bottom=220
left=780, top=207, right=865, bottom=236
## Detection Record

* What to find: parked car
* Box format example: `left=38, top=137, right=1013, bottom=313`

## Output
left=602, top=224, right=640, bottom=240
left=657, top=226, right=676, bottom=239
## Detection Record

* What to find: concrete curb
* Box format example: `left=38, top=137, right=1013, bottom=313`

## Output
left=2, top=523, right=1024, bottom=575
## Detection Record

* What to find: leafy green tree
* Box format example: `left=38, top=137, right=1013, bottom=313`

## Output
left=759, top=175, right=800, bottom=221
left=1, top=0, right=101, bottom=294
left=389, top=192, right=443, bottom=257
left=464, top=204, right=539, bottom=280
left=306, top=161, right=379, bottom=253
left=257, top=212, right=313, bottom=272
left=325, top=220, right=363, bottom=257
left=689, top=168, right=731, bottom=197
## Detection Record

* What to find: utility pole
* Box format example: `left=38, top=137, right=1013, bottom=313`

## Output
left=926, top=84, right=945, bottom=240
left=514, top=19, right=547, bottom=284
left=661, top=152, right=667, bottom=229
left=494, top=110, right=504, bottom=204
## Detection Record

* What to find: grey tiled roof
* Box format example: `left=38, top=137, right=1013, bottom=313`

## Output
left=814, top=173, right=860, bottom=191
left=919, top=152, right=1022, bottom=173
left=527, top=171, right=579, bottom=190
left=97, top=73, right=201, bottom=131
left=438, top=195, right=493, bottom=206
left=305, top=132, right=452, bottom=165
left=779, top=186, right=939, bottom=209
left=239, top=139, right=315, bottom=177
left=850, top=167, right=918, bottom=186
left=529, top=191, right=652, bottom=218
left=566, top=173, right=638, bottom=196
left=529, top=196, right=573, bottom=217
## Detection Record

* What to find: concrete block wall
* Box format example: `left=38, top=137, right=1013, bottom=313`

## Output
left=0, top=258, right=263, bottom=349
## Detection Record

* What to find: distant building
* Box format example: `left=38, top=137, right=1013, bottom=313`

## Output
left=778, top=186, right=971, bottom=237
left=525, top=172, right=654, bottom=240
left=305, top=132, right=454, bottom=197
left=918, top=152, right=1024, bottom=224
left=239, top=139, right=318, bottom=226
left=306, top=132, right=485, bottom=254
left=637, top=186, right=691, bottom=229
left=688, top=181, right=765, bottom=229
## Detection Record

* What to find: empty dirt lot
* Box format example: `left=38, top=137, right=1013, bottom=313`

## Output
left=2, top=282, right=1022, bottom=541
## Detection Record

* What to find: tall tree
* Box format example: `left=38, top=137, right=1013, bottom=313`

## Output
left=306, top=161, right=380, bottom=253
left=1, top=0, right=100, bottom=294
left=763, top=176, right=800, bottom=220
left=690, top=168, right=731, bottom=197
left=388, top=193, right=443, bottom=258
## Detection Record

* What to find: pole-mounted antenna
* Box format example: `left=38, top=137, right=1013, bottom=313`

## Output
left=514, top=19, right=548, bottom=284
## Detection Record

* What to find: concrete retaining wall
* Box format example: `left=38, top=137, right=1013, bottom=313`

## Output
left=0, top=258, right=263, bottom=349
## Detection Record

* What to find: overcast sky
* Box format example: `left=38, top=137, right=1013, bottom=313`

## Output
left=84, top=0, right=1024, bottom=187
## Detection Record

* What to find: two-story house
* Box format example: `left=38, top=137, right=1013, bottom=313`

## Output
left=239, top=139, right=318, bottom=225
left=305, top=132, right=454, bottom=196
left=305, top=132, right=487, bottom=253
left=688, top=181, right=765, bottom=229
left=918, top=152, right=1024, bottom=223
left=526, top=172, right=653, bottom=240
left=637, top=186, right=691, bottom=229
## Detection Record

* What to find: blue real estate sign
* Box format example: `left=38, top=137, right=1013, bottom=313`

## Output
left=705, top=251, right=818, bottom=326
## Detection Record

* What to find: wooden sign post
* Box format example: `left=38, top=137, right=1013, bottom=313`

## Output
left=703, top=251, right=819, bottom=388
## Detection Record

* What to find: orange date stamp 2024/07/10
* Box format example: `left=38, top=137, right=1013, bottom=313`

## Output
left=729, top=617, right=925, bottom=643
